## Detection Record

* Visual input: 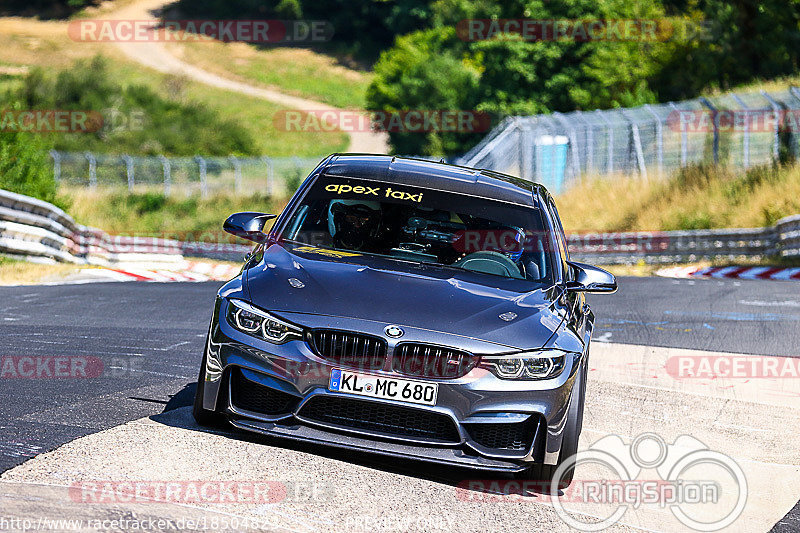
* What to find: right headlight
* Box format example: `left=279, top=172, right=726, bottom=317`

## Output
left=480, top=349, right=571, bottom=380
left=226, top=299, right=302, bottom=344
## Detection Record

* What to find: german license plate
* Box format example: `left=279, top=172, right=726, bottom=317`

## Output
left=328, top=369, right=438, bottom=406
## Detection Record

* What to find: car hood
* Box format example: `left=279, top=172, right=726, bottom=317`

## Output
left=245, top=243, right=566, bottom=349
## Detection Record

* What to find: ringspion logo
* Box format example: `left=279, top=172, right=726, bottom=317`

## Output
left=457, top=433, right=747, bottom=532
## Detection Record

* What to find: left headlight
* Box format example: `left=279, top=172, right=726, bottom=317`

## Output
left=480, top=349, right=572, bottom=380
left=226, top=299, right=303, bottom=344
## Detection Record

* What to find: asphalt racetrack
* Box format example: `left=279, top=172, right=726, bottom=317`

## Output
left=0, top=276, right=798, bottom=532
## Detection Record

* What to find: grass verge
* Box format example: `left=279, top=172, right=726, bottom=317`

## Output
left=169, top=41, right=372, bottom=109
left=0, top=255, right=89, bottom=285
left=557, top=163, right=800, bottom=232
left=67, top=190, right=290, bottom=235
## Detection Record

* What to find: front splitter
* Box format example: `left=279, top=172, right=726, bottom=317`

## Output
left=228, top=416, right=527, bottom=473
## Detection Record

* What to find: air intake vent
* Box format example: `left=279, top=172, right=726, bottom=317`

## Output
left=230, top=368, right=300, bottom=415
left=392, top=343, right=478, bottom=378
left=299, top=395, right=460, bottom=443
left=310, top=330, right=387, bottom=371
left=466, top=417, right=538, bottom=451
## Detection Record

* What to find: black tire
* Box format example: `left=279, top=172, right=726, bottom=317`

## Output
left=192, top=352, right=228, bottom=428
left=515, top=362, right=586, bottom=488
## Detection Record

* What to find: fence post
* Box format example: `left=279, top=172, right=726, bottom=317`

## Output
left=622, top=110, right=647, bottom=180
left=195, top=156, right=208, bottom=198
left=731, top=94, right=750, bottom=169
left=699, top=97, right=719, bottom=164
left=788, top=86, right=800, bottom=160
left=261, top=156, right=274, bottom=196
left=229, top=155, right=242, bottom=194
left=515, top=118, right=533, bottom=181
left=761, top=90, right=782, bottom=163
left=84, top=151, right=97, bottom=189
left=595, top=110, right=613, bottom=174
left=643, top=104, right=663, bottom=176
left=122, top=154, right=134, bottom=192
left=669, top=102, right=688, bottom=167
left=515, top=119, right=525, bottom=179
left=575, top=111, right=593, bottom=175
left=158, top=155, right=171, bottom=196
left=49, top=150, right=61, bottom=184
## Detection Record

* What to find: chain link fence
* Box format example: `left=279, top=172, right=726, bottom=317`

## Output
left=456, top=88, right=800, bottom=193
left=50, top=151, right=323, bottom=197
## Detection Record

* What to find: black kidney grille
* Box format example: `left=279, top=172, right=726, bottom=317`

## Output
left=299, top=395, right=460, bottom=443
left=311, top=330, right=387, bottom=371
left=392, top=343, right=478, bottom=378
left=230, top=368, right=300, bottom=416
left=466, top=418, right=537, bottom=451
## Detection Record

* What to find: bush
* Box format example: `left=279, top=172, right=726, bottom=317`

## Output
left=0, top=121, right=64, bottom=208
left=0, top=0, right=97, bottom=18
left=14, top=56, right=258, bottom=156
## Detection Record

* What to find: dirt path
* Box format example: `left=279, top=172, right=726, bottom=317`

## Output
left=105, top=0, right=388, bottom=154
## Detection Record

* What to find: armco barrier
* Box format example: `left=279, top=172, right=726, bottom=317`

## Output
left=0, top=189, right=247, bottom=264
left=1, top=188, right=799, bottom=266
left=568, top=216, right=800, bottom=264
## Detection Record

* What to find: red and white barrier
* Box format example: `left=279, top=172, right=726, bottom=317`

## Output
left=658, top=265, right=800, bottom=281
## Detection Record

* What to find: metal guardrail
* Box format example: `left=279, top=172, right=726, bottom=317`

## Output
left=568, top=217, right=800, bottom=264
left=1, top=188, right=798, bottom=266
left=0, top=189, right=249, bottom=264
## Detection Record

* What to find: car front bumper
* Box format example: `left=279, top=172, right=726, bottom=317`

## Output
left=200, top=299, right=583, bottom=471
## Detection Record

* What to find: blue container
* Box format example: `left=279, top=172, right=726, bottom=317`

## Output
left=535, top=135, right=569, bottom=193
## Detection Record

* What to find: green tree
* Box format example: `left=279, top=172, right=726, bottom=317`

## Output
left=366, top=28, right=481, bottom=154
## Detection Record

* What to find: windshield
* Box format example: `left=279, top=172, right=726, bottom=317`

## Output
left=279, top=176, right=555, bottom=284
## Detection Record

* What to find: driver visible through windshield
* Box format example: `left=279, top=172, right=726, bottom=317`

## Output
left=280, top=176, right=554, bottom=284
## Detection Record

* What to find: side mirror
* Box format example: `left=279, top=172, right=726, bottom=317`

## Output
left=565, top=261, right=617, bottom=293
left=223, top=212, right=277, bottom=243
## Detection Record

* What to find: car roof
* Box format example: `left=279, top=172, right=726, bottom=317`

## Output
left=319, top=154, right=548, bottom=207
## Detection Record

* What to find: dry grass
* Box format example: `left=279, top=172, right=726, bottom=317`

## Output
left=704, top=75, right=800, bottom=97
left=0, top=257, right=91, bottom=285
left=0, top=17, right=348, bottom=156
left=65, top=189, right=290, bottom=235
left=168, top=41, right=373, bottom=108
left=556, top=163, right=800, bottom=232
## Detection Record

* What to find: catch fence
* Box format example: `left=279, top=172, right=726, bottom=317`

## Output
left=50, top=151, right=322, bottom=197
left=456, top=88, right=800, bottom=193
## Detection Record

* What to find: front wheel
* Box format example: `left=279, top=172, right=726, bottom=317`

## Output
left=192, top=352, right=228, bottom=428
left=515, top=362, right=586, bottom=488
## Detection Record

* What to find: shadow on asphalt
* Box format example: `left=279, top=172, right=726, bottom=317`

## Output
left=152, top=384, right=553, bottom=500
